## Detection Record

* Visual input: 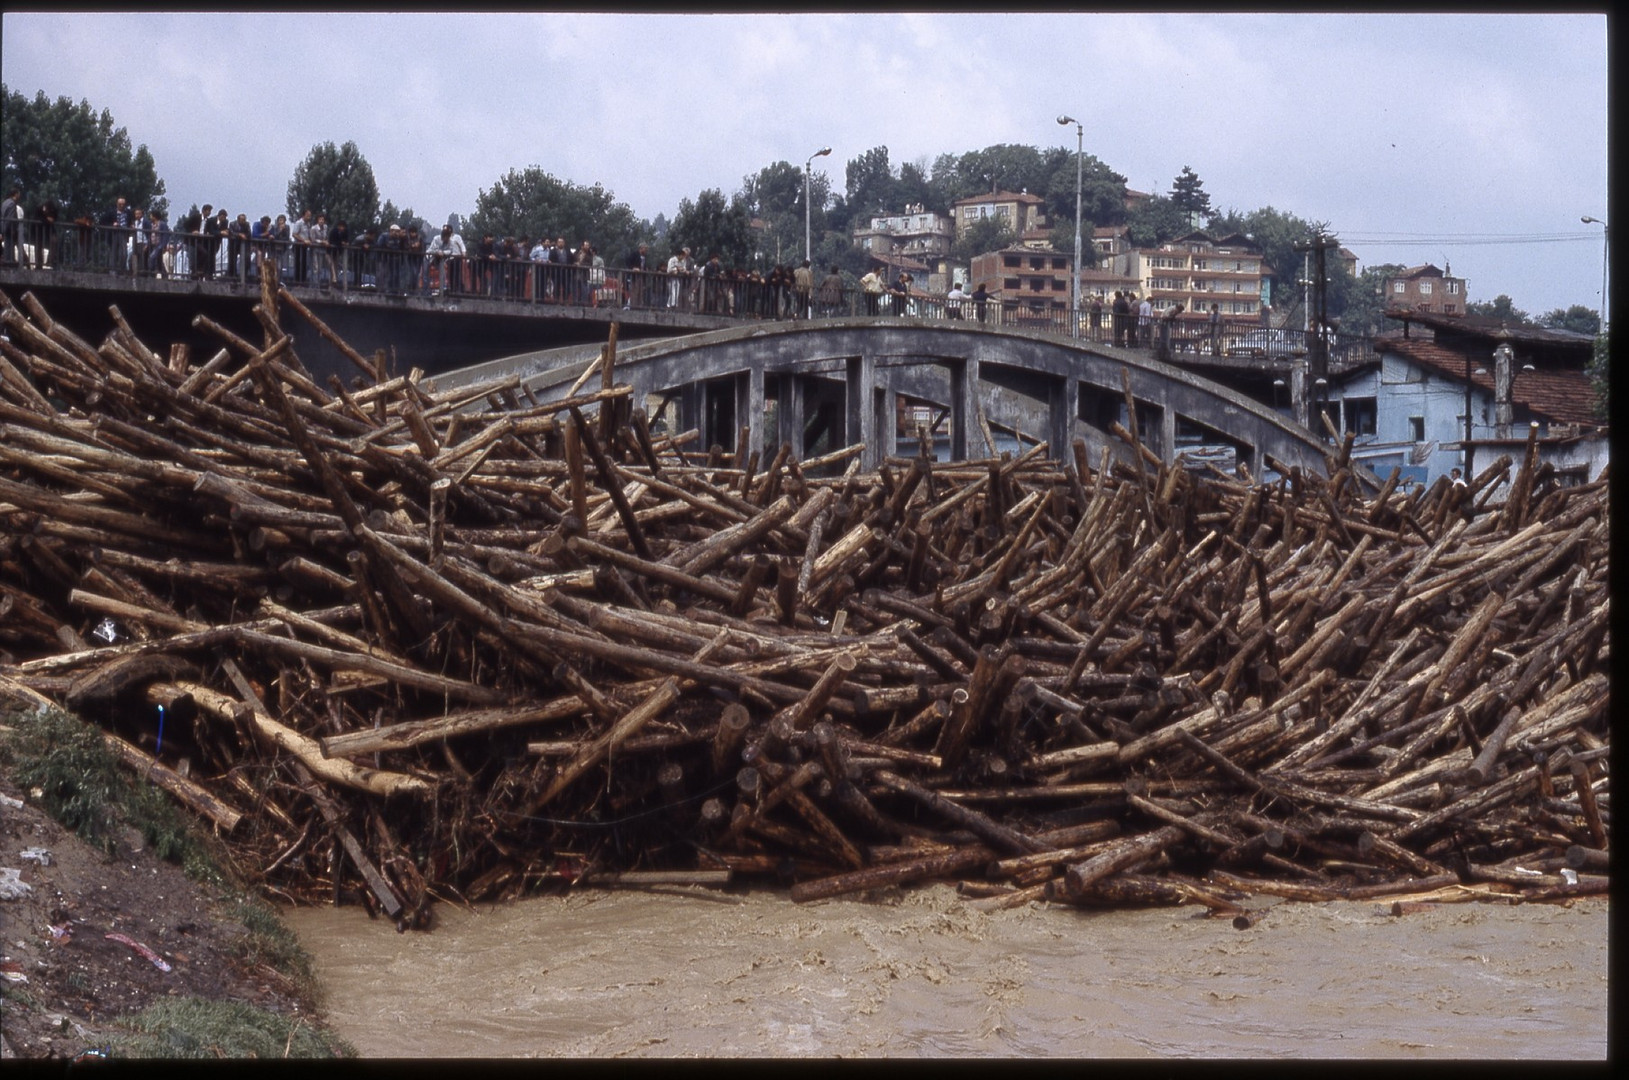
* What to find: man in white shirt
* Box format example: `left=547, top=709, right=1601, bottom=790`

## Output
left=425, top=224, right=466, bottom=296
left=666, top=246, right=693, bottom=309
left=290, top=209, right=313, bottom=283
left=1137, top=296, right=1154, bottom=346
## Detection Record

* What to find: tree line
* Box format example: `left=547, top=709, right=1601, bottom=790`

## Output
left=2, top=83, right=1601, bottom=339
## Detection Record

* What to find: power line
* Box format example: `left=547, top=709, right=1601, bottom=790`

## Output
left=1338, top=232, right=1597, bottom=247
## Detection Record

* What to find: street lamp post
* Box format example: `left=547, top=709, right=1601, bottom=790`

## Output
left=1058, top=116, right=1083, bottom=339
left=806, top=147, right=832, bottom=265
left=1582, top=215, right=1608, bottom=329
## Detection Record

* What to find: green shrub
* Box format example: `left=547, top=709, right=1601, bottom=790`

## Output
left=1, top=706, right=124, bottom=851
left=111, top=997, right=353, bottom=1059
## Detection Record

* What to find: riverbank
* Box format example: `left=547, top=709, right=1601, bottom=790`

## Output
left=0, top=709, right=351, bottom=1060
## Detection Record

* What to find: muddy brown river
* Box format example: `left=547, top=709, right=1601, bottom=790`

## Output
left=285, top=888, right=1606, bottom=1058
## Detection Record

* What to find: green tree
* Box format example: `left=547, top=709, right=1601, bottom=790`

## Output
left=467, top=167, right=641, bottom=257
left=951, top=216, right=1016, bottom=262
left=1587, top=328, right=1608, bottom=419
left=1538, top=304, right=1600, bottom=336
left=1465, top=294, right=1532, bottom=324
left=1125, top=194, right=1191, bottom=248
left=669, top=188, right=752, bottom=266
left=1337, top=262, right=1407, bottom=338
left=951, top=144, right=1050, bottom=204
left=741, top=160, right=829, bottom=266
left=1048, top=216, right=1096, bottom=268
left=285, top=140, right=379, bottom=231
left=844, top=146, right=897, bottom=219
left=1210, top=205, right=1332, bottom=316
left=1, top=85, right=166, bottom=218
left=1168, top=166, right=1212, bottom=225
left=896, top=159, right=933, bottom=212
left=378, top=201, right=424, bottom=234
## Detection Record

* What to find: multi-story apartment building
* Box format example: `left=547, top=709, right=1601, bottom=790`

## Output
left=1385, top=263, right=1467, bottom=315
left=851, top=204, right=957, bottom=292
left=851, top=205, right=955, bottom=261
left=969, top=245, right=1073, bottom=320
left=1111, top=230, right=1266, bottom=320
left=950, top=190, right=1049, bottom=241
left=1092, top=224, right=1132, bottom=264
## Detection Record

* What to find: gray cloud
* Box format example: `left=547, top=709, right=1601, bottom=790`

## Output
left=1, top=11, right=1607, bottom=315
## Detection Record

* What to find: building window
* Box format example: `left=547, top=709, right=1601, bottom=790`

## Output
left=1003, top=256, right=1020, bottom=268
left=1003, top=278, right=1020, bottom=290
left=1420, top=281, right=1433, bottom=296
left=1343, top=397, right=1377, bottom=436
left=1447, top=281, right=1460, bottom=295
left=1394, top=282, right=1406, bottom=294
left=1409, top=416, right=1425, bottom=442
left=1443, top=303, right=1456, bottom=314
left=1052, top=258, right=1067, bottom=270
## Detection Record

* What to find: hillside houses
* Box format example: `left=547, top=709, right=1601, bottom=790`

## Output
left=1324, top=308, right=1605, bottom=488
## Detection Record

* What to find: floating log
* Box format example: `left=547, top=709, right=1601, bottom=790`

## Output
left=0, top=288, right=1607, bottom=920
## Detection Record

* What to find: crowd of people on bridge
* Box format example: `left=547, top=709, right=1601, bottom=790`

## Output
left=1, top=186, right=880, bottom=321
left=2, top=186, right=1273, bottom=360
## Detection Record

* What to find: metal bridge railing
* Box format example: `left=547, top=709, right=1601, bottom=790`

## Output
left=2, top=220, right=1360, bottom=363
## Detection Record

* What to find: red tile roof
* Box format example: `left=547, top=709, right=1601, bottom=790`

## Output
left=952, top=190, right=1047, bottom=207
left=1384, top=308, right=1595, bottom=351
left=1379, top=337, right=1601, bottom=427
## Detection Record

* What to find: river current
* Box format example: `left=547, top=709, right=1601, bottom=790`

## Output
left=285, top=886, right=1606, bottom=1058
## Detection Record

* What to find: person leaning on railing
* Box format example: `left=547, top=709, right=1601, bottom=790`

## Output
left=1, top=187, right=21, bottom=266
left=860, top=268, right=884, bottom=316
left=425, top=223, right=464, bottom=296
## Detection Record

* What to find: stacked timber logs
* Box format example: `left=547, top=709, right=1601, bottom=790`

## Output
left=0, top=277, right=1610, bottom=929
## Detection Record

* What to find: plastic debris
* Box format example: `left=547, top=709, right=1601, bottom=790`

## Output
left=0, top=794, right=22, bottom=810
left=92, top=618, right=120, bottom=643
left=20, top=847, right=52, bottom=867
left=1561, top=868, right=1580, bottom=886
left=105, top=931, right=172, bottom=972
left=0, top=961, right=28, bottom=983
left=0, top=867, right=34, bottom=901
left=46, top=922, right=73, bottom=943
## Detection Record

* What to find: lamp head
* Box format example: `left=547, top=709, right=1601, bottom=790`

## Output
left=1057, top=115, right=1076, bottom=126
left=816, top=147, right=832, bottom=158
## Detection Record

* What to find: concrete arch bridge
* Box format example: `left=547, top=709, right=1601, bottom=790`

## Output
left=427, top=319, right=1345, bottom=481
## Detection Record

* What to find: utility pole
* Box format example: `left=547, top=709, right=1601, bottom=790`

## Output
left=1293, top=232, right=1340, bottom=388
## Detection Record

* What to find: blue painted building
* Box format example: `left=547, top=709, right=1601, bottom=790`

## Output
left=1323, top=310, right=1604, bottom=490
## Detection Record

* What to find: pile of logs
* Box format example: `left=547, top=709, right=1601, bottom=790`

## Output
left=0, top=273, right=1609, bottom=930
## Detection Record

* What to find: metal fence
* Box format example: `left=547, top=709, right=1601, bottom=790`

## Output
left=0, top=220, right=1369, bottom=365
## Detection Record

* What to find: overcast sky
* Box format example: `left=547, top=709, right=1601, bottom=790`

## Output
left=1, top=11, right=1608, bottom=317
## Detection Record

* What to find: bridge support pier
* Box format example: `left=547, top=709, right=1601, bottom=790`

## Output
left=951, top=357, right=980, bottom=459
left=678, top=382, right=705, bottom=448
left=846, top=355, right=878, bottom=469
left=1049, top=375, right=1078, bottom=459
left=776, top=372, right=805, bottom=458
left=741, top=368, right=765, bottom=462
